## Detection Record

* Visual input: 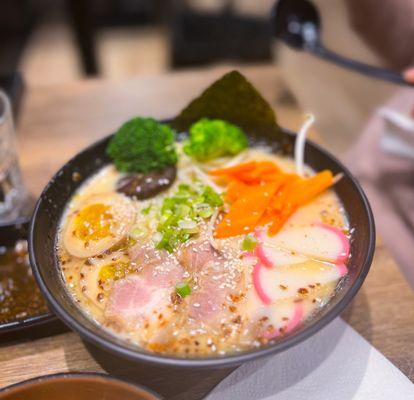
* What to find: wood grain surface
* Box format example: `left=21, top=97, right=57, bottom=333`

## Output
left=0, top=66, right=413, bottom=396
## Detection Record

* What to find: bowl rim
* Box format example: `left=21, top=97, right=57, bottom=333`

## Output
left=29, top=128, right=375, bottom=369
left=0, top=372, right=161, bottom=398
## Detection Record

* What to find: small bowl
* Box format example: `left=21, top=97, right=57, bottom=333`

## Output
left=0, top=373, right=160, bottom=400
left=0, top=219, right=66, bottom=341
left=29, top=127, right=375, bottom=371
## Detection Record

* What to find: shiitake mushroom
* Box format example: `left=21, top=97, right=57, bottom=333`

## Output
left=116, top=165, right=176, bottom=200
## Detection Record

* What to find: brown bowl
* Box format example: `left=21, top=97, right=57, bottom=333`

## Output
left=0, top=373, right=160, bottom=400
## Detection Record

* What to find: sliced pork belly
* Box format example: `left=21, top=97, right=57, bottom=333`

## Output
left=105, top=274, right=169, bottom=325
left=179, top=239, right=245, bottom=323
left=178, top=240, right=222, bottom=272
left=128, top=243, right=184, bottom=287
left=105, top=248, right=184, bottom=332
left=128, top=243, right=166, bottom=268
left=188, top=262, right=229, bottom=321
left=141, top=259, right=184, bottom=288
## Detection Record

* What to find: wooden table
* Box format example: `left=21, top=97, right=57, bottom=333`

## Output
left=1, top=66, right=413, bottom=395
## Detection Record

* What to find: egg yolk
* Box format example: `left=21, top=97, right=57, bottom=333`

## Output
left=98, top=261, right=130, bottom=283
left=73, top=203, right=114, bottom=241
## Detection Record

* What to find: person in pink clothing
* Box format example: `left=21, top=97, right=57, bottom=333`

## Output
left=341, top=0, right=414, bottom=287
left=345, top=0, right=414, bottom=82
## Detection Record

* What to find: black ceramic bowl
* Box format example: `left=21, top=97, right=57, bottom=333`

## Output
left=29, top=128, right=375, bottom=371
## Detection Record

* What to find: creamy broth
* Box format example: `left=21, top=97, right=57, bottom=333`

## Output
left=58, top=148, right=349, bottom=357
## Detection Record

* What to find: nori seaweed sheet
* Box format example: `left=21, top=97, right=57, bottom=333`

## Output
left=171, top=70, right=285, bottom=146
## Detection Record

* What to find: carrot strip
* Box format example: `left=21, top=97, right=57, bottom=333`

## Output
left=212, top=160, right=334, bottom=238
left=215, top=182, right=279, bottom=238
left=268, top=176, right=301, bottom=212
left=266, top=171, right=333, bottom=236
left=225, top=180, right=249, bottom=203
left=210, top=161, right=280, bottom=184
left=209, top=161, right=257, bottom=177
left=233, top=161, right=280, bottom=183
left=290, top=170, right=333, bottom=206
left=257, top=209, right=276, bottom=227
left=267, top=204, right=297, bottom=236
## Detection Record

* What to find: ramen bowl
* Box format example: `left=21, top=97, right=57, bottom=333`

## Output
left=29, top=127, right=375, bottom=375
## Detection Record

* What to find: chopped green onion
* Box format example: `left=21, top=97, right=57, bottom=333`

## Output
left=155, top=181, right=222, bottom=252
left=176, top=282, right=191, bottom=298
left=152, top=232, right=163, bottom=243
left=141, top=205, right=152, bottom=215
left=130, top=226, right=147, bottom=240
left=195, top=203, right=214, bottom=219
left=242, top=234, right=258, bottom=251
left=202, top=186, right=223, bottom=207
left=178, top=219, right=199, bottom=234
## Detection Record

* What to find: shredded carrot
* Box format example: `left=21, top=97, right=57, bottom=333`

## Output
left=257, top=209, right=277, bottom=227
left=209, top=161, right=279, bottom=181
left=209, top=161, right=257, bottom=177
left=292, top=170, right=333, bottom=206
left=225, top=179, right=249, bottom=203
left=211, top=161, right=334, bottom=238
left=215, top=182, right=279, bottom=238
left=232, top=161, right=279, bottom=184
left=268, top=203, right=297, bottom=235
left=268, top=176, right=301, bottom=212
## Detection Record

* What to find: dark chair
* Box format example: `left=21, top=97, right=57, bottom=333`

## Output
left=169, top=1, right=273, bottom=68
left=66, top=0, right=165, bottom=76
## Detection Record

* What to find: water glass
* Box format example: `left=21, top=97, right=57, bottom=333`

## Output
left=0, top=90, right=28, bottom=224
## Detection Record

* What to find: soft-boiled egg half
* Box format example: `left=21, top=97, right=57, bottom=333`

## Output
left=63, top=193, right=136, bottom=258
left=79, top=252, right=131, bottom=309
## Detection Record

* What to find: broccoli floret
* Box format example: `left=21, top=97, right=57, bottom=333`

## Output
left=107, top=117, right=178, bottom=173
left=183, top=118, right=248, bottom=162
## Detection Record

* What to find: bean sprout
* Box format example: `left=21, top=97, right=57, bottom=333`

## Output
left=206, top=208, right=220, bottom=251
left=221, top=150, right=248, bottom=168
left=191, top=165, right=224, bottom=194
left=295, top=114, right=315, bottom=177
left=333, top=173, right=344, bottom=185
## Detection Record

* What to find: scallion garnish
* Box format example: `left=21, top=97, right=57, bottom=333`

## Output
left=176, top=282, right=191, bottom=298
left=141, top=205, right=152, bottom=215
left=155, top=182, right=223, bottom=252
left=242, top=234, right=257, bottom=251
left=130, top=226, right=146, bottom=240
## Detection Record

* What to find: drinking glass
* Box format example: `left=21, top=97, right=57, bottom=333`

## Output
left=0, top=90, right=29, bottom=224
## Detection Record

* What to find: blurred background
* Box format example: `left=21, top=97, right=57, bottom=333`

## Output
left=1, top=0, right=400, bottom=153
left=2, top=0, right=414, bottom=286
